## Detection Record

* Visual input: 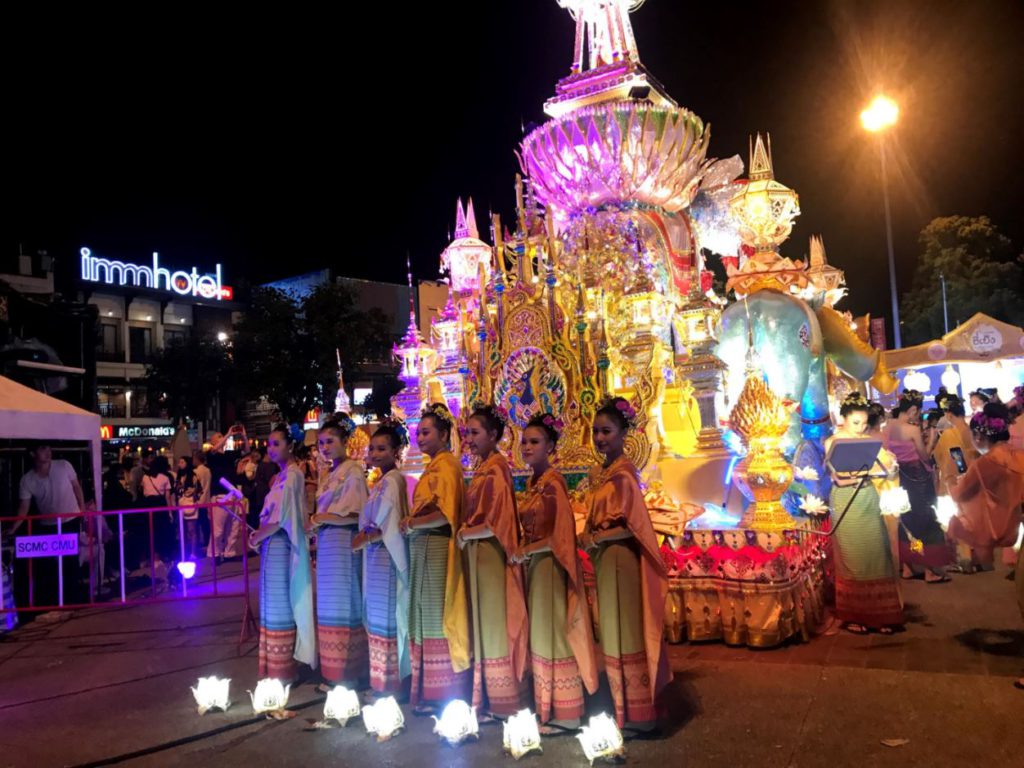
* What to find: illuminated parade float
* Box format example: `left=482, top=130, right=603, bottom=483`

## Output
left=391, top=0, right=896, bottom=648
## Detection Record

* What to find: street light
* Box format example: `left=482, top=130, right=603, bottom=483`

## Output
left=216, top=331, right=228, bottom=343
left=861, top=94, right=902, bottom=348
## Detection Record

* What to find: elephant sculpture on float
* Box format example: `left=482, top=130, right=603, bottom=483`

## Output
left=715, top=287, right=897, bottom=454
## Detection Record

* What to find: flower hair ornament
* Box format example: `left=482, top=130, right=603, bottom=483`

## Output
left=969, top=411, right=1011, bottom=437
left=599, top=396, right=639, bottom=429
left=540, top=413, right=565, bottom=438
left=900, top=389, right=924, bottom=406
left=332, top=412, right=358, bottom=438
left=841, top=391, right=869, bottom=408
left=378, top=416, right=410, bottom=447
left=420, top=402, right=456, bottom=433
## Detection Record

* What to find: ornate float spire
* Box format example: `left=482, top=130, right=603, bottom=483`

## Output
left=545, top=0, right=676, bottom=118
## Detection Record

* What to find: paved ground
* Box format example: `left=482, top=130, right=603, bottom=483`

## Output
left=1, top=561, right=1021, bottom=768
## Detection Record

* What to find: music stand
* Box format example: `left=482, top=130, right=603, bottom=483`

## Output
left=822, top=438, right=886, bottom=536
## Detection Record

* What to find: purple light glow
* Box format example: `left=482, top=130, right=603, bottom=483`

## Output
left=177, top=561, right=197, bottom=580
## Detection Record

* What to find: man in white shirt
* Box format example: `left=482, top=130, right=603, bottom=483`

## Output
left=14, top=444, right=86, bottom=533
left=10, top=443, right=86, bottom=611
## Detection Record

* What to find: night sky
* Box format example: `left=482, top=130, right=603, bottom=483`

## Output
left=7, top=0, right=1023, bottom=330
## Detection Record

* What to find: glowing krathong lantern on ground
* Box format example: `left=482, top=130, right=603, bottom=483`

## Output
left=432, top=700, right=479, bottom=746
left=249, top=678, right=290, bottom=714
left=191, top=676, right=230, bottom=715
left=323, top=686, right=361, bottom=726
left=502, top=709, right=543, bottom=759
left=576, top=713, right=625, bottom=764
left=362, top=696, right=405, bottom=741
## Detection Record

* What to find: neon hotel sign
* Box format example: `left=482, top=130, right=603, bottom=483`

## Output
left=79, top=247, right=233, bottom=300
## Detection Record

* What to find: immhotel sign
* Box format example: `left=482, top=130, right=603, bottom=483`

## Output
left=80, top=247, right=233, bottom=300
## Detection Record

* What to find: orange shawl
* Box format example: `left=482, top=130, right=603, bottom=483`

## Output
left=933, top=419, right=979, bottom=494
left=520, top=468, right=599, bottom=694
left=411, top=450, right=470, bottom=673
left=586, top=456, right=670, bottom=701
left=464, top=452, right=529, bottom=683
left=948, top=443, right=1024, bottom=550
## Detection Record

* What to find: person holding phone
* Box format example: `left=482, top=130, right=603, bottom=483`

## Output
left=932, top=390, right=979, bottom=496
left=947, top=403, right=1024, bottom=573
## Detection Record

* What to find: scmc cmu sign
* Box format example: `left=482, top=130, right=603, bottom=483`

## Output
left=80, top=247, right=233, bottom=300
left=15, top=534, right=79, bottom=559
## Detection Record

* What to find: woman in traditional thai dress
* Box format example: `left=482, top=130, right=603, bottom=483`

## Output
left=249, top=423, right=316, bottom=682
left=399, top=403, right=471, bottom=714
left=311, top=415, right=369, bottom=689
left=825, top=393, right=904, bottom=634
left=514, top=413, right=598, bottom=732
left=456, top=404, right=529, bottom=720
left=581, top=397, right=670, bottom=731
left=353, top=418, right=411, bottom=698
left=947, top=404, right=1024, bottom=572
left=883, top=390, right=953, bottom=582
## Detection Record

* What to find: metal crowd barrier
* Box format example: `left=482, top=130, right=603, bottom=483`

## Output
left=0, top=500, right=257, bottom=646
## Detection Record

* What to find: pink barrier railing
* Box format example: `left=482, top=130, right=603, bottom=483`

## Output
left=0, top=501, right=257, bottom=646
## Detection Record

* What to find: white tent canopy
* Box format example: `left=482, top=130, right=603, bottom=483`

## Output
left=0, top=374, right=102, bottom=510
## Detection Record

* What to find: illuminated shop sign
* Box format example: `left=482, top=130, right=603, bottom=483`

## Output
left=101, top=425, right=176, bottom=439
left=80, top=247, right=233, bottom=300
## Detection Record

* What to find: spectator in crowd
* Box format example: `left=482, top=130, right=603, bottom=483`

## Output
left=140, top=456, right=175, bottom=573
left=10, top=443, right=87, bottom=610
left=174, top=457, right=203, bottom=561
left=192, top=450, right=212, bottom=547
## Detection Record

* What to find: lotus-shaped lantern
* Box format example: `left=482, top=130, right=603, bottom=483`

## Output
left=576, top=712, right=625, bottom=765
left=502, top=709, right=543, bottom=760
left=191, top=676, right=231, bottom=715
left=362, top=696, right=405, bottom=741
left=323, top=685, right=361, bottom=726
left=249, top=678, right=290, bottom=714
left=432, top=700, right=479, bottom=746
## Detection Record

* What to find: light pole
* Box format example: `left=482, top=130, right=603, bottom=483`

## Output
left=860, top=95, right=901, bottom=347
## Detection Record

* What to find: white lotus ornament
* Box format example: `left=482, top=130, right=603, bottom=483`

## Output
left=798, top=494, right=829, bottom=517
left=577, top=713, right=625, bottom=764
left=191, top=676, right=230, bottom=715
left=793, top=465, right=820, bottom=482
left=249, top=678, right=290, bottom=714
left=503, top=708, right=543, bottom=759
left=323, top=685, right=361, bottom=726
left=432, top=700, right=479, bottom=746
left=362, top=696, right=405, bottom=741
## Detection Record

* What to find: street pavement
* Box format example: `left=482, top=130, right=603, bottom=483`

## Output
left=0, top=560, right=1021, bottom=767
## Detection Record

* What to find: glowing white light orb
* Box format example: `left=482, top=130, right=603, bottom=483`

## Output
left=176, top=561, right=196, bottom=580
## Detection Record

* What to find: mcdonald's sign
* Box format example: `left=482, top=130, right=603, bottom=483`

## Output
left=100, top=425, right=114, bottom=440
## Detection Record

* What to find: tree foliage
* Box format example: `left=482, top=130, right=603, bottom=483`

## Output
left=901, top=216, right=1023, bottom=344
left=145, top=282, right=399, bottom=426
left=144, top=333, right=236, bottom=425
left=304, top=281, right=393, bottom=414
left=231, top=287, right=321, bottom=424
